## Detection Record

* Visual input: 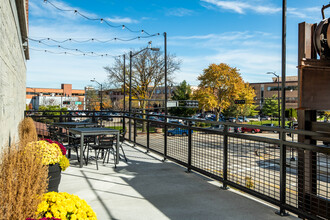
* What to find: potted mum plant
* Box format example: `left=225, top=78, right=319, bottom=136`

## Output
left=33, top=192, right=97, bottom=220
left=27, top=139, right=70, bottom=192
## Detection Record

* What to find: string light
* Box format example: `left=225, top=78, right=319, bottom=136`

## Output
left=32, top=40, right=109, bottom=55
left=30, top=47, right=121, bottom=58
left=28, top=34, right=159, bottom=43
left=43, top=0, right=159, bottom=36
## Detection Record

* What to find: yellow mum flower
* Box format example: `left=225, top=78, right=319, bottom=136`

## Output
left=27, top=141, right=62, bottom=165
left=36, top=192, right=97, bottom=219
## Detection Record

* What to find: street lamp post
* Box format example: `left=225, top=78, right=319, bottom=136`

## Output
left=90, top=78, right=103, bottom=111
left=128, top=43, right=160, bottom=141
left=267, top=72, right=280, bottom=127
left=123, top=54, right=126, bottom=130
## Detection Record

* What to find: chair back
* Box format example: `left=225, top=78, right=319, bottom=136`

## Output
left=99, top=135, right=115, bottom=146
left=119, top=128, right=126, bottom=142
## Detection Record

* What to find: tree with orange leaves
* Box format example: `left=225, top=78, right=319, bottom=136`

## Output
left=193, top=63, right=255, bottom=121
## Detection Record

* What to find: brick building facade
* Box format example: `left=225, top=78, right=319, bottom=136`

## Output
left=26, top=84, right=85, bottom=110
left=249, top=76, right=298, bottom=110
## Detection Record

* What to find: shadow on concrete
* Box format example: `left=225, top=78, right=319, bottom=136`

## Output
left=90, top=145, right=296, bottom=220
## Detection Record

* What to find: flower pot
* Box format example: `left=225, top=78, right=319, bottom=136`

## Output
left=48, top=163, right=61, bottom=192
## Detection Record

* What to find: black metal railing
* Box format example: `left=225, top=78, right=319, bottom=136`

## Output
left=25, top=110, right=330, bottom=220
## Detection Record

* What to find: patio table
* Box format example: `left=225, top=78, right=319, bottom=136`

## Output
left=68, top=127, right=120, bottom=168
left=52, top=122, right=98, bottom=158
left=52, top=122, right=98, bottom=128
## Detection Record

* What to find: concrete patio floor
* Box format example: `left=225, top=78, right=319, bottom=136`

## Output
left=60, top=143, right=298, bottom=220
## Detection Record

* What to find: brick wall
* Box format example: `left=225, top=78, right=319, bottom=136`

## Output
left=0, top=0, right=28, bottom=148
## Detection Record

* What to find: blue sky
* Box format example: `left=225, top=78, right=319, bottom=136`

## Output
left=27, top=0, right=326, bottom=89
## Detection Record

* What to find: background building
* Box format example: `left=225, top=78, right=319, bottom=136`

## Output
left=26, top=84, right=85, bottom=110
left=0, top=0, right=29, bottom=148
left=249, top=76, right=298, bottom=110
left=104, top=85, right=198, bottom=110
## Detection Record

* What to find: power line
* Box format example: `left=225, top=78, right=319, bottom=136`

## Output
left=28, top=35, right=159, bottom=43
left=43, top=0, right=160, bottom=36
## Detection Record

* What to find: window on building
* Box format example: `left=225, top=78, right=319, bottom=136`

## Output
left=267, top=86, right=298, bottom=91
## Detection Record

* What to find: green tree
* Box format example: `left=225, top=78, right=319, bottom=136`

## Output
left=223, top=103, right=258, bottom=118
left=286, top=108, right=297, bottom=120
left=85, top=89, right=100, bottom=110
left=193, top=63, right=255, bottom=121
left=324, top=111, right=330, bottom=121
left=169, top=80, right=196, bottom=117
left=261, top=95, right=280, bottom=116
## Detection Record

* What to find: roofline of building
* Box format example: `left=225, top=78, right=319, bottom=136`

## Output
left=248, top=80, right=298, bottom=85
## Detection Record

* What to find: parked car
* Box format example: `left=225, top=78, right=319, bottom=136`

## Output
left=168, top=119, right=184, bottom=125
left=260, top=116, right=271, bottom=121
left=261, top=123, right=279, bottom=133
left=225, top=117, right=236, bottom=122
left=100, top=112, right=114, bottom=121
left=207, top=125, right=241, bottom=133
left=241, top=127, right=261, bottom=133
left=167, top=127, right=193, bottom=136
left=208, top=124, right=224, bottom=131
left=238, top=117, right=250, bottom=122
left=246, top=116, right=260, bottom=122
left=205, top=116, right=216, bottom=121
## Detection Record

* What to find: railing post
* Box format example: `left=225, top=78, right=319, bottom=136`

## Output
left=187, top=121, right=192, bottom=172
left=147, top=114, right=150, bottom=153
left=222, top=124, right=229, bottom=190
left=60, top=111, right=63, bottom=122
left=92, top=110, right=95, bottom=123
left=133, top=118, right=136, bottom=147
left=276, top=130, right=289, bottom=216
left=163, top=117, right=168, bottom=161
left=122, top=114, right=126, bottom=132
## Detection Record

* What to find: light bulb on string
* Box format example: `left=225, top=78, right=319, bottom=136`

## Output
left=74, top=10, right=78, bottom=15
left=100, top=18, right=103, bottom=23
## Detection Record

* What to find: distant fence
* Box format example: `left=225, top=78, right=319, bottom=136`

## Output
left=26, top=110, right=330, bottom=220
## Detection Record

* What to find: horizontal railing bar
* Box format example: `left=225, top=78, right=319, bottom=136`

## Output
left=311, top=121, right=330, bottom=133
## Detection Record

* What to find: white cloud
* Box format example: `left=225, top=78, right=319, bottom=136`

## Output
left=200, top=0, right=322, bottom=21
left=166, top=8, right=194, bottom=17
left=287, top=7, right=321, bottom=20
left=106, top=17, right=139, bottom=24
left=30, top=0, right=98, bottom=21
left=170, top=31, right=280, bottom=50
left=169, top=30, right=296, bottom=84
left=177, top=48, right=297, bottom=85
left=201, top=0, right=280, bottom=14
